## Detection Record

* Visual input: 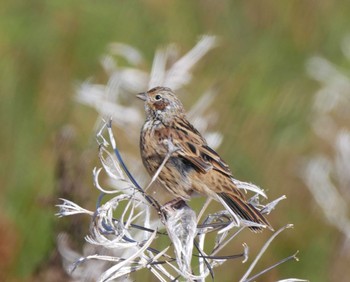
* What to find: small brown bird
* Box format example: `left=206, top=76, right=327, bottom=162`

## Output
left=137, top=86, right=271, bottom=231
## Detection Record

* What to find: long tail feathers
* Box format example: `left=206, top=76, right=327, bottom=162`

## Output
left=218, top=192, right=273, bottom=232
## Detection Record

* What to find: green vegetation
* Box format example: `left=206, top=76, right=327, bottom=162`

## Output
left=1, top=1, right=349, bottom=281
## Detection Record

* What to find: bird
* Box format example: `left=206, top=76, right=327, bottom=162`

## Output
left=137, top=86, right=271, bottom=232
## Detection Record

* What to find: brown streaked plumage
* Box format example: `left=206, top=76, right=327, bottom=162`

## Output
left=137, top=86, right=271, bottom=232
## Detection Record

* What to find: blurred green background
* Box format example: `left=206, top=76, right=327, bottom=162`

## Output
left=1, top=0, right=349, bottom=281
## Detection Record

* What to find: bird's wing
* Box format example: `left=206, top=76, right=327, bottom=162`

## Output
left=171, top=118, right=232, bottom=176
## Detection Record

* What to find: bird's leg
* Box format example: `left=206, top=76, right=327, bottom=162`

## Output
left=161, top=197, right=186, bottom=211
left=160, top=197, right=188, bottom=223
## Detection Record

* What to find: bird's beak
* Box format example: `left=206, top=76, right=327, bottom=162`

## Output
left=136, top=92, right=147, bottom=101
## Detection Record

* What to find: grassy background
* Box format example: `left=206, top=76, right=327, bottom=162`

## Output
left=1, top=0, right=349, bottom=281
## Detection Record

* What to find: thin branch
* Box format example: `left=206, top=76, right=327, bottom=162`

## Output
left=144, top=139, right=179, bottom=192
left=244, top=251, right=299, bottom=282
left=240, top=224, right=294, bottom=282
left=105, top=118, right=161, bottom=211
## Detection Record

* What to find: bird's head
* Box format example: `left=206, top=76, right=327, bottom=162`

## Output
left=137, top=86, right=185, bottom=123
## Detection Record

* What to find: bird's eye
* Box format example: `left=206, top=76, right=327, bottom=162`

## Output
left=155, top=94, right=162, bottom=100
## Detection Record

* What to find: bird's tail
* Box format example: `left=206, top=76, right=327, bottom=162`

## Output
left=218, top=192, right=273, bottom=232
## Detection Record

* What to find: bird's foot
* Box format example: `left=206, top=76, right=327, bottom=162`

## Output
left=161, top=197, right=187, bottom=212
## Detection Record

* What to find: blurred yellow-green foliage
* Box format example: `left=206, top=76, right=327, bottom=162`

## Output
left=1, top=0, right=350, bottom=281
